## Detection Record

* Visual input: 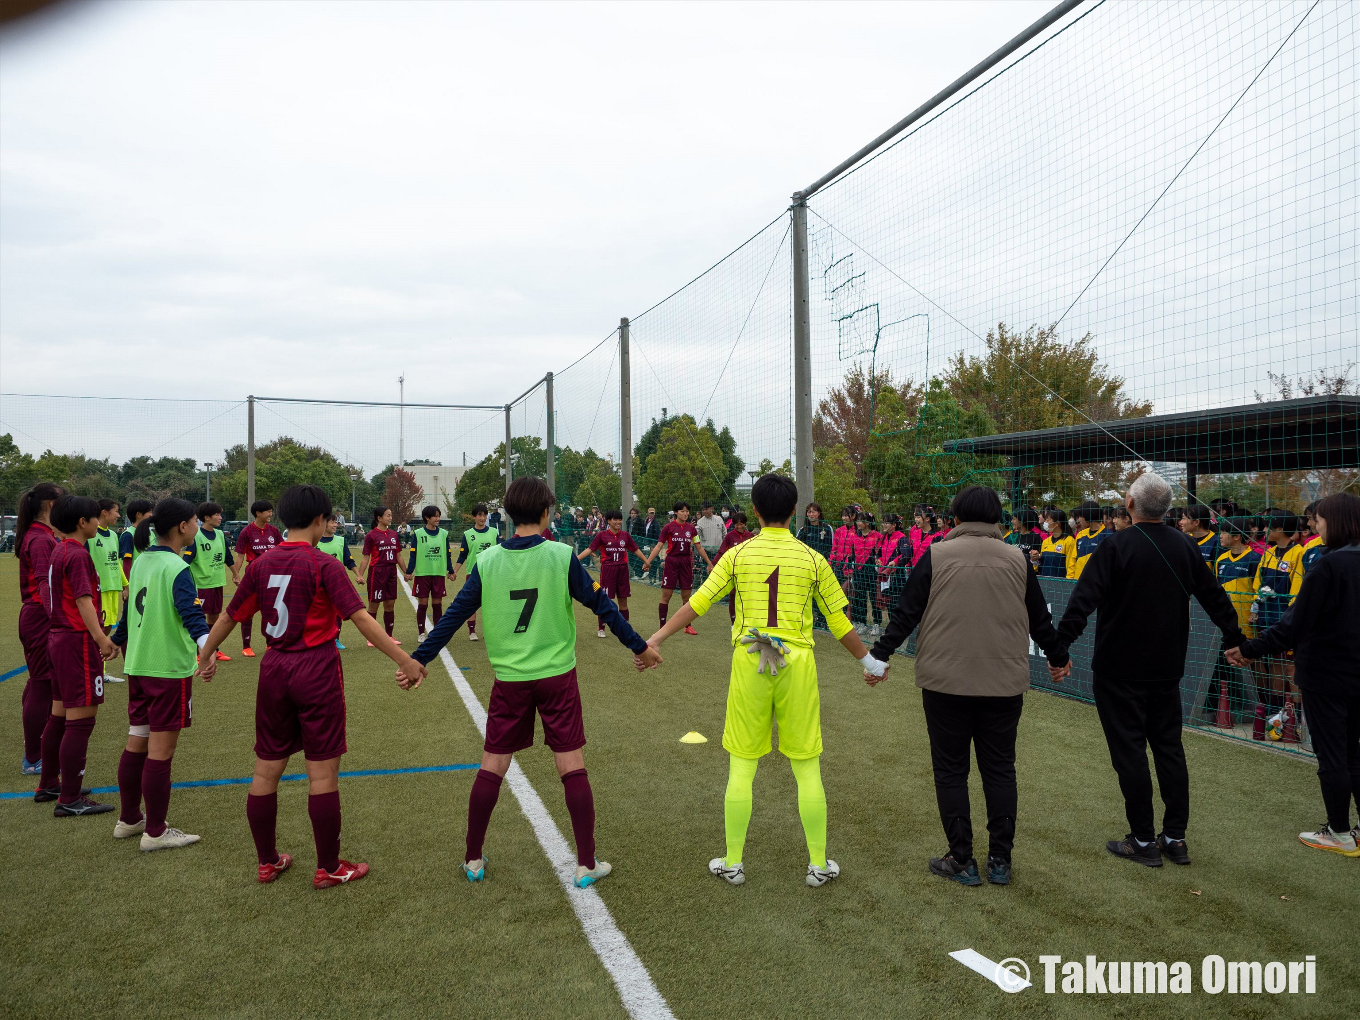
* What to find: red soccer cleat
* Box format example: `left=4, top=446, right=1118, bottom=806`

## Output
left=258, top=852, right=293, bottom=884
left=314, top=859, right=369, bottom=889
left=215, top=650, right=231, bottom=662
left=241, top=648, right=257, bottom=658
left=366, top=641, right=375, bottom=647
left=684, top=625, right=698, bottom=636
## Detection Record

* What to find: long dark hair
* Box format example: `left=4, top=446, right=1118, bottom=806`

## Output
left=14, top=483, right=66, bottom=557
left=1316, top=492, right=1360, bottom=549
left=372, top=505, right=390, bottom=529
left=134, top=498, right=198, bottom=551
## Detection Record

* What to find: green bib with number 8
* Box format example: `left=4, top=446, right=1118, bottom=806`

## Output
left=477, top=540, right=575, bottom=682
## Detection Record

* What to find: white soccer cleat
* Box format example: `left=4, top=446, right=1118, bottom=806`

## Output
left=574, top=859, right=612, bottom=888
left=597, top=628, right=607, bottom=638
left=1298, top=825, right=1360, bottom=857
left=103, top=673, right=126, bottom=684
left=462, top=856, right=487, bottom=882
left=469, top=632, right=479, bottom=642
left=806, top=859, right=841, bottom=887
left=113, top=816, right=146, bottom=839
left=708, top=857, right=745, bottom=885
left=140, top=827, right=201, bottom=852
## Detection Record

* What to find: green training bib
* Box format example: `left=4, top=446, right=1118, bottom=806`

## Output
left=476, top=540, right=576, bottom=681
left=317, top=535, right=347, bottom=561
left=87, top=529, right=124, bottom=593
left=463, top=527, right=498, bottom=573
left=125, top=551, right=198, bottom=678
left=414, top=528, right=448, bottom=577
left=188, top=527, right=227, bottom=589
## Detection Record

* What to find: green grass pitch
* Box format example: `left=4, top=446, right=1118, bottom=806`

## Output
left=0, top=554, right=1354, bottom=1019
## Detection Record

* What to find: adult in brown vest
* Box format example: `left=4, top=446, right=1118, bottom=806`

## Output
left=867, top=485, right=1068, bottom=886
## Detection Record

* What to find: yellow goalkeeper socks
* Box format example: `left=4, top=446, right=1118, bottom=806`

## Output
left=723, top=754, right=758, bottom=866
left=790, top=755, right=828, bottom=869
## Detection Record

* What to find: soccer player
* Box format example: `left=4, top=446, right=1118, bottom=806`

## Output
left=87, top=498, right=126, bottom=682
left=452, top=502, right=499, bottom=641
left=183, top=501, right=235, bottom=662
left=713, top=511, right=754, bottom=624
left=1034, top=507, right=1077, bottom=578
left=646, top=474, right=886, bottom=887
left=830, top=506, right=857, bottom=594
left=848, top=511, right=883, bottom=636
left=41, top=495, right=117, bottom=816
left=1179, top=505, right=1220, bottom=567
left=640, top=501, right=713, bottom=634
left=1250, top=510, right=1305, bottom=740
left=318, top=513, right=359, bottom=649
left=359, top=506, right=402, bottom=645
left=120, top=498, right=154, bottom=584
left=399, top=476, right=660, bottom=887
left=234, top=499, right=283, bottom=657
left=404, top=505, right=455, bottom=638
left=577, top=509, right=641, bottom=637
left=198, top=485, right=426, bottom=887
left=111, top=498, right=209, bottom=851
left=15, top=482, right=65, bottom=776
left=1071, top=501, right=1111, bottom=579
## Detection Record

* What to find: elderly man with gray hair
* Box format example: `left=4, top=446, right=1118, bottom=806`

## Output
left=1052, top=471, right=1246, bottom=868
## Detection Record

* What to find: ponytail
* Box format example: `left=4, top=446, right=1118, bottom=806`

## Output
left=133, top=517, right=155, bottom=552
left=372, top=505, right=389, bottom=529
left=14, top=482, right=67, bottom=556
left=135, top=497, right=198, bottom=551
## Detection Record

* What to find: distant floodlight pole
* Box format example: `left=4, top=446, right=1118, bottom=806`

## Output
left=790, top=198, right=814, bottom=531
left=619, top=319, right=632, bottom=514
left=504, top=403, right=513, bottom=495
left=247, top=395, right=256, bottom=511
left=205, top=465, right=211, bottom=502
left=349, top=472, right=358, bottom=523
left=398, top=374, right=405, bottom=469
left=545, top=371, right=556, bottom=497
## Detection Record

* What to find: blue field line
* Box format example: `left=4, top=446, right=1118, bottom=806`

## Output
left=0, top=762, right=479, bottom=800
left=0, top=665, right=28, bottom=683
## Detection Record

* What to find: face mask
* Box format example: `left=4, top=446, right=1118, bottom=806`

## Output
left=721, top=511, right=729, bottom=518
left=1043, top=520, right=1054, bottom=533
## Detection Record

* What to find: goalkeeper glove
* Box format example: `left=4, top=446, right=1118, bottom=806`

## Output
left=740, top=628, right=789, bottom=675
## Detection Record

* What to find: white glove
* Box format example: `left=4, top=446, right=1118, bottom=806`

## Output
left=860, top=652, right=888, bottom=678
left=740, top=628, right=789, bottom=675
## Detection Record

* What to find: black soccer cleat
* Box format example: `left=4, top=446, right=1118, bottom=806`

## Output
left=986, top=856, right=1012, bottom=885
left=34, top=785, right=92, bottom=803
left=1157, top=834, right=1192, bottom=866
left=1106, top=835, right=1163, bottom=867
left=53, top=796, right=114, bottom=817
left=929, top=854, right=982, bottom=886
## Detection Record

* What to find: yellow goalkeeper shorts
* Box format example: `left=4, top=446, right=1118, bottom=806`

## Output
left=101, top=589, right=123, bottom=629
left=721, top=643, right=822, bottom=761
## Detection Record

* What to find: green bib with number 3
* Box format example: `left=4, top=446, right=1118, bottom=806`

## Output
left=126, top=550, right=199, bottom=678
left=476, top=540, right=575, bottom=682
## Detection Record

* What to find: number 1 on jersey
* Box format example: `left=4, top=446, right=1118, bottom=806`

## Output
left=765, top=567, right=779, bottom=628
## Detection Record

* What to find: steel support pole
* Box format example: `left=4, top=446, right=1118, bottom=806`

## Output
left=791, top=201, right=814, bottom=530
left=504, top=404, right=513, bottom=495
left=619, top=319, right=632, bottom=513
left=247, top=395, right=256, bottom=511
left=545, top=371, right=556, bottom=496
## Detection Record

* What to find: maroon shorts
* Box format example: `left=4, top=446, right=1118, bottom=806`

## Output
left=197, top=587, right=223, bottom=615
left=254, top=643, right=347, bottom=761
left=48, top=629, right=105, bottom=707
left=599, top=564, right=631, bottom=601
left=661, top=556, right=693, bottom=591
left=412, top=575, right=446, bottom=600
left=367, top=565, right=398, bottom=603
left=128, top=675, right=192, bottom=732
left=484, top=669, right=585, bottom=754
left=19, top=603, right=53, bottom=697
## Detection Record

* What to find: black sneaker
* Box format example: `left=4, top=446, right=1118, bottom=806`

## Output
left=1106, top=834, right=1163, bottom=867
left=53, top=796, right=114, bottom=817
left=928, top=854, right=982, bottom=886
left=986, top=856, right=1012, bottom=885
left=1157, top=834, right=1191, bottom=866
left=34, top=785, right=92, bottom=803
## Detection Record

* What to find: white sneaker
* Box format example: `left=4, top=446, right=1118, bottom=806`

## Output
left=869, top=625, right=881, bottom=638
left=806, top=859, right=841, bottom=887
left=1298, top=825, right=1360, bottom=857
left=102, top=673, right=126, bottom=684
left=113, top=816, right=145, bottom=839
left=574, top=859, right=612, bottom=888
left=708, top=857, right=745, bottom=885
left=597, top=628, right=607, bottom=638
left=469, top=632, right=479, bottom=642
left=140, top=826, right=201, bottom=852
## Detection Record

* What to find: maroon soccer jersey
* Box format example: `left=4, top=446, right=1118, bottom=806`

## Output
left=716, top=527, right=753, bottom=561
left=45, top=539, right=100, bottom=632
left=589, top=528, right=639, bottom=566
left=226, top=542, right=365, bottom=650
left=659, top=521, right=698, bottom=559
left=235, top=522, right=283, bottom=563
left=18, top=520, right=57, bottom=606
left=362, top=528, right=402, bottom=566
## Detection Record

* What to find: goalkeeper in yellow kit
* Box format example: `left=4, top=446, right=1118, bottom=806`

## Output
left=646, top=474, right=888, bottom=887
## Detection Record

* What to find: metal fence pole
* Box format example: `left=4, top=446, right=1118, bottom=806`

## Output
left=504, top=403, right=513, bottom=495
left=247, top=394, right=256, bottom=511
left=545, top=371, right=556, bottom=496
left=619, top=319, right=632, bottom=513
left=790, top=201, right=814, bottom=530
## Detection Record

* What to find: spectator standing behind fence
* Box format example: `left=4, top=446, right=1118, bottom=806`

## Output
left=867, top=485, right=1068, bottom=887
left=798, top=503, right=835, bottom=631
left=1226, top=492, right=1360, bottom=858
left=695, top=502, right=726, bottom=575
left=1050, top=472, right=1246, bottom=868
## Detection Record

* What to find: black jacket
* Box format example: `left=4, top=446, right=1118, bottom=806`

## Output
left=1240, top=544, right=1359, bottom=696
left=1054, top=522, right=1245, bottom=682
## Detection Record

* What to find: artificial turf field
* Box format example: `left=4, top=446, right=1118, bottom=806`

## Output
left=0, top=552, right=1355, bottom=1019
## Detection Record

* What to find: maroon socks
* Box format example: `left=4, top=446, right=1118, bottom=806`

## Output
left=658, top=603, right=668, bottom=626
left=58, top=716, right=95, bottom=804
left=561, top=768, right=596, bottom=869
left=728, top=599, right=736, bottom=624
left=241, top=618, right=252, bottom=649
left=465, top=769, right=503, bottom=862
left=621, top=609, right=629, bottom=622
left=246, top=792, right=279, bottom=866
left=117, top=749, right=148, bottom=824
left=21, top=683, right=48, bottom=763
left=467, top=619, right=476, bottom=635
left=417, top=605, right=427, bottom=633
left=39, top=714, right=65, bottom=790
left=142, top=757, right=173, bottom=837
left=431, top=602, right=442, bottom=625
left=308, top=791, right=342, bottom=873
left=383, top=611, right=395, bottom=638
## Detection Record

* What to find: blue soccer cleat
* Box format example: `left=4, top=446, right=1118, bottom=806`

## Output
left=335, top=639, right=346, bottom=650
left=21, top=757, right=41, bottom=776
left=462, top=855, right=487, bottom=882
left=574, top=859, right=612, bottom=888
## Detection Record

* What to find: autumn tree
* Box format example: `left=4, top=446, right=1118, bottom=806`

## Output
left=812, top=365, right=923, bottom=489
left=384, top=467, right=423, bottom=523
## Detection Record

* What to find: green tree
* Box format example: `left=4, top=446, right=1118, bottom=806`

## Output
left=813, top=364, right=923, bottom=489
left=634, top=411, right=743, bottom=500
left=812, top=445, right=870, bottom=516
left=0, top=434, right=37, bottom=513
left=214, top=438, right=358, bottom=519
left=635, top=414, right=728, bottom=511
left=452, top=437, right=547, bottom=523
left=555, top=446, right=620, bottom=508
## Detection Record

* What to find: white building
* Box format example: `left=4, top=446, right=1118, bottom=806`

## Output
left=402, top=464, right=467, bottom=513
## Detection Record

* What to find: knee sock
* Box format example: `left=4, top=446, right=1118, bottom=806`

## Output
left=597, top=616, right=606, bottom=631
left=21, top=684, right=48, bottom=763
left=560, top=769, right=596, bottom=869
left=246, top=792, right=279, bottom=866
left=58, top=716, right=95, bottom=804
left=417, top=604, right=427, bottom=632
left=308, top=790, right=342, bottom=873
left=790, top=755, right=828, bottom=868
left=383, top=610, right=394, bottom=638
left=241, top=618, right=252, bottom=649
left=723, top=754, right=759, bottom=866
left=658, top=602, right=668, bottom=626
left=39, top=714, right=65, bottom=790
left=142, top=757, right=173, bottom=837
left=729, top=599, right=736, bottom=624
left=431, top=602, right=442, bottom=625
left=467, top=618, right=476, bottom=635
left=465, top=769, right=503, bottom=862
left=117, top=749, right=148, bottom=824
left=621, top=608, right=629, bottom=622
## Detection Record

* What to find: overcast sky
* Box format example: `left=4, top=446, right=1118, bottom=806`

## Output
left=1, top=0, right=1056, bottom=412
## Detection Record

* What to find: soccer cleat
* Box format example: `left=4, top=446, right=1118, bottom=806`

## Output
left=21, top=757, right=41, bottom=776
left=469, top=632, right=479, bottom=642
left=113, top=816, right=146, bottom=839
left=53, top=796, right=114, bottom=817
left=214, top=650, right=231, bottom=661
left=869, top=624, right=881, bottom=638
left=708, top=858, right=745, bottom=885
left=366, top=641, right=375, bottom=647
left=574, top=860, right=612, bottom=888
left=461, top=856, right=487, bottom=882
left=418, top=630, right=426, bottom=639
left=258, top=852, right=294, bottom=883
left=241, top=647, right=257, bottom=658
left=806, top=860, right=841, bottom=887
left=140, top=827, right=201, bottom=852
left=929, top=854, right=982, bottom=886
left=597, top=628, right=607, bottom=638
left=1157, top=834, right=1192, bottom=866
left=35, top=785, right=91, bottom=803
left=1106, top=835, right=1163, bottom=867
left=103, top=673, right=126, bottom=684
left=684, top=625, right=698, bottom=636
left=986, top=856, right=1012, bottom=885
left=335, top=640, right=345, bottom=650
left=314, top=859, right=369, bottom=889
left=1298, top=825, right=1360, bottom=857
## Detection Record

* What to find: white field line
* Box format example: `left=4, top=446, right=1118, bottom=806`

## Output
left=398, top=579, right=673, bottom=1020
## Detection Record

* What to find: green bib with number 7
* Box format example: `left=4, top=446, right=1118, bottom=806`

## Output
left=476, top=540, right=575, bottom=682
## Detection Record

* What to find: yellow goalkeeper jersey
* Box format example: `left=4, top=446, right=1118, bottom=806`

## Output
left=690, top=526, right=853, bottom=649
